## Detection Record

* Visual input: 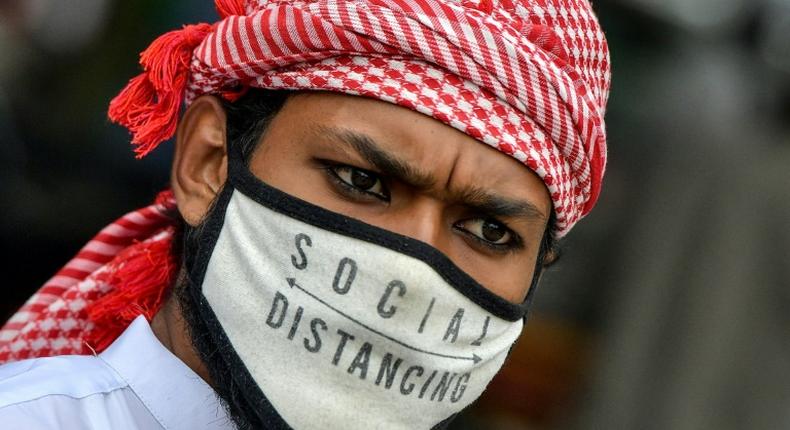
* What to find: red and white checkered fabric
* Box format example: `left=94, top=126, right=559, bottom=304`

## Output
left=0, top=194, right=177, bottom=363
left=185, top=0, right=610, bottom=235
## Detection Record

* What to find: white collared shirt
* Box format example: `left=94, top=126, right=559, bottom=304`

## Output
left=0, top=315, right=235, bottom=429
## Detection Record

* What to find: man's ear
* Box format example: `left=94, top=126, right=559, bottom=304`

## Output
left=171, top=95, right=228, bottom=226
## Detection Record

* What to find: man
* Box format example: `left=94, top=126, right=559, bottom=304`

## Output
left=0, top=0, right=610, bottom=428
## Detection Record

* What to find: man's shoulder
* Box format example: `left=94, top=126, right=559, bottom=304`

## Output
left=0, top=354, right=127, bottom=408
left=0, top=354, right=138, bottom=429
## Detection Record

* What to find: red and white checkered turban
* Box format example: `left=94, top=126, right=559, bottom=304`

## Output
left=0, top=0, right=609, bottom=363
left=113, top=0, right=611, bottom=235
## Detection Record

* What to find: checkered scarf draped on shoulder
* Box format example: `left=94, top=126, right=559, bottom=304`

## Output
left=0, top=0, right=609, bottom=363
left=0, top=192, right=178, bottom=363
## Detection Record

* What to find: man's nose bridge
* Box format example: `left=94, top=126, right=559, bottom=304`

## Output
left=388, top=196, right=445, bottom=247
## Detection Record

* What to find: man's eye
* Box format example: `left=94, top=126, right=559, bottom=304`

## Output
left=455, top=218, right=513, bottom=246
left=331, top=165, right=389, bottom=200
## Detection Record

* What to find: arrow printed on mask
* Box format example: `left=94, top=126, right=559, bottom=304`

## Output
left=286, top=277, right=482, bottom=364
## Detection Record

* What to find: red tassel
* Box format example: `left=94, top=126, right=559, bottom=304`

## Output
left=86, top=229, right=178, bottom=352
left=215, top=0, right=247, bottom=18
left=108, top=23, right=212, bottom=158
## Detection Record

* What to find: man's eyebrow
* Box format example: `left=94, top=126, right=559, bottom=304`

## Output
left=455, top=186, right=548, bottom=223
left=312, top=125, right=437, bottom=189
left=311, top=125, right=547, bottom=222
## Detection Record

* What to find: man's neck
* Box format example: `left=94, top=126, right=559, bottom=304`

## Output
left=150, top=296, right=214, bottom=386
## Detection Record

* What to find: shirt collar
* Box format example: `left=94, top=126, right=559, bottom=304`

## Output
left=100, top=315, right=234, bottom=430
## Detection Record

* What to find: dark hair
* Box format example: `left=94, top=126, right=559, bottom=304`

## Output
left=221, top=89, right=292, bottom=162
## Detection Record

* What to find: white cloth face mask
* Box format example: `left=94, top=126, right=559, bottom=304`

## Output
left=184, top=152, right=532, bottom=429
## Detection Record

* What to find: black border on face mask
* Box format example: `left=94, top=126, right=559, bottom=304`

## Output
left=223, top=145, right=535, bottom=322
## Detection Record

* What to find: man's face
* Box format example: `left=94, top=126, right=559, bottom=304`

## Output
left=248, top=91, right=551, bottom=302
left=169, top=91, right=554, bottom=428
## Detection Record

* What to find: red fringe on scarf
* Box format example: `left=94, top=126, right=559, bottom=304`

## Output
left=85, top=228, right=178, bottom=352
left=108, top=23, right=212, bottom=158
left=107, top=0, right=249, bottom=158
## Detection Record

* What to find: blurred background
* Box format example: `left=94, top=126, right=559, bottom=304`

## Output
left=0, top=0, right=788, bottom=429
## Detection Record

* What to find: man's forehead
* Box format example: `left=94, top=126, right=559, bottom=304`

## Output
left=269, top=92, right=552, bottom=221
